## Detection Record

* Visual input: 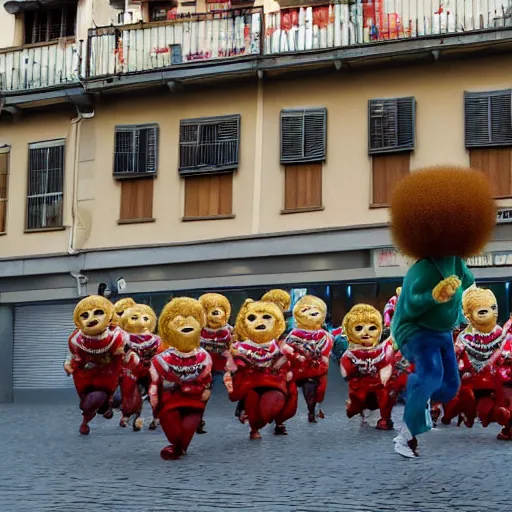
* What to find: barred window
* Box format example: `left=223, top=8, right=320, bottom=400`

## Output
left=465, top=90, right=512, bottom=148
left=114, top=124, right=159, bottom=178
left=179, top=115, right=240, bottom=176
left=368, top=97, right=415, bottom=155
left=26, top=140, right=65, bottom=231
left=24, top=6, right=77, bottom=45
left=280, top=108, right=327, bottom=164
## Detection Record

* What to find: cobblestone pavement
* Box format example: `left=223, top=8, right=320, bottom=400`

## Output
left=1, top=366, right=512, bottom=512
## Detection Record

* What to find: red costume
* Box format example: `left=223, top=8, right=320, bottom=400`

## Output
left=284, top=328, right=333, bottom=421
left=150, top=347, right=212, bottom=458
left=442, top=325, right=510, bottom=435
left=200, top=325, right=233, bottom=373
left=341, top=339, right=398, bottom=429
left=383, top=296, right=398, bottom=328
left=66, top=327, right=124, bottom=434
left=226, top=339, right=298, bottom=438
left=120, top=333, right=163, bottom=429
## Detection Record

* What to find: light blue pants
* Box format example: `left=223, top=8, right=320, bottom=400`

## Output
left=401, top=329, right=460, bottom=437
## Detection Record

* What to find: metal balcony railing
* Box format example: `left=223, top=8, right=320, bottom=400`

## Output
left=87, top=8, right=263, bottom=78
left=0, top=39, right=84, bottom=92
left=264, top=1, right=512, bottom=53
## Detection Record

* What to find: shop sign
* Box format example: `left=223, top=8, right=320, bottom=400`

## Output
left=497, top=208, right=512, bottom=223
left=374, top=249, right=409, bottom=268
left=375, top=248, right=512, bottom=268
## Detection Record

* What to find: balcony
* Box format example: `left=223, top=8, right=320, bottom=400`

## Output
left=0, top=39, right=84, bottom=93
left=264, top=1, right=512, bottom=54
left=87, top=8, right=264, bottom=78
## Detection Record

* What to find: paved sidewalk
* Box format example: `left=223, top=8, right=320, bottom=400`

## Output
left=0, top=370, right=510, bottom=512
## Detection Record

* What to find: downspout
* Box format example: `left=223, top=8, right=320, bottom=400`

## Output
left=251, top=76, right=264, bottom=234
left=69, top=107, right=95, bottom=255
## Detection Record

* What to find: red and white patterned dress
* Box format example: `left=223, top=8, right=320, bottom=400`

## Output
left=284, top=328, right=333, bottom=381
left=383, top=295, right=398, bottom=328
left=228, top=339, right=292, bottom=401
left=124, top=333, right=163, bottom=382
left=150, top=348, right=212, bottom=415
left=200, top=325, right=233, bottom=373
left=67, top=327, right=125, bottom=398
left=340, top=339, right=397, bottom=420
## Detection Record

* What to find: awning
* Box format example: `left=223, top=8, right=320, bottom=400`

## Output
left=3, top=0, right=77, bottom=15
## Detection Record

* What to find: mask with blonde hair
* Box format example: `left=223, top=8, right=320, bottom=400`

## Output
left=122, top=304, right=157, bottom=334
left=158, top=297, right=206, bottom=352
left=342, top=304, right=383, bottom=348
left=198, top=293, right=231, bottom=329
left=235, top=299, right=286, bottom=344
left=73, top=296, right=114, bottom=337
left=261, top=289, right=291, bottom=313
left=462, top=287, right=498, bottom=334
left=111, top=297, right=136, bottom=327
left=293, top=295, right=327, bottom=330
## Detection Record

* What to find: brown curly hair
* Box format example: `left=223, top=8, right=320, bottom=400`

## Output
left=390, top=166, right=496, bottom=259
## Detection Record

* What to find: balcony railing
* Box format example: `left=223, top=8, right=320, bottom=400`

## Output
left=264, top=1, right=512, bottom=53
left=87, top=8, right=263, bottom=78
left=0, top=39, right=84, bottom=92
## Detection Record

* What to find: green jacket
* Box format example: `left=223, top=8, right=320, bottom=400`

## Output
left=391, top=256, right=474, bottom=350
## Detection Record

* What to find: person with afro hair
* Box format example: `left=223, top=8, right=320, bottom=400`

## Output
left=390, top=166, right=495, bottom=458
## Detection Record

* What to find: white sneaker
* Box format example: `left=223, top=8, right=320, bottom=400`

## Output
left=393, top=425, right=418, bottom=458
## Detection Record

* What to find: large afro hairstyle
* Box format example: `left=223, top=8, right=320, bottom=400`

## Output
left=390, top=166, right=496, bottom=260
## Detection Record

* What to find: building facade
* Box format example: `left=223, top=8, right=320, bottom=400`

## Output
left=1, top=0, right=512, bottom=401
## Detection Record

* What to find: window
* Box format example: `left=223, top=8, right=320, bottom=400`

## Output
left=149, top=2, right=177, bottom=21
left=26, top=140, right=64, bottom=231
left=280, top=108, right=327, bottom=164
left=119, top=179, right=155, bottom=224
left=183, top=174, right=233, bottom=220
left=368, top=97, right=415, bottom=206
left=179, top=115, right=240, bottom=176
left=283, top=164, right=322, bottom=213
left=114, top=124, right=158, bottom=178
left=0, top=150, right=9, bottom=234
left=280, top=108, right=326, bottom=213
left=465, top=90, right=512, bottom=198
left=24, top=5, right=77, bottom=45
left=368, top=97, right=415, bottom=154
left=465, top=90, right=512, bottom=148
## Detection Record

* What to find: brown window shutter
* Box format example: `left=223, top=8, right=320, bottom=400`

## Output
left=0, top=152, right=8, bottom=234
left=469, top=148, right=512, bottom=198
left=119, top=178, right=154, bottom=221
left=184, top=174, right=233, bottom=219
left=283, top=164, right=322, bottom=212
left=371, top=153, right=410, bottom=207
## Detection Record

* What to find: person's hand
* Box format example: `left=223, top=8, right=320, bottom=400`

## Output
left=432, top=276, right=462, bottom=303
left=201, top=389, right=211, bottom=402
left=63, top=362, right=73, bottom=375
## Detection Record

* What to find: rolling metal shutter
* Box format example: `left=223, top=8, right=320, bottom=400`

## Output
left=13, top=303, right=76, bottom=390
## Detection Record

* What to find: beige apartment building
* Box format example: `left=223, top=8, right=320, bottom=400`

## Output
left=1, top=0, right=512, bottom=401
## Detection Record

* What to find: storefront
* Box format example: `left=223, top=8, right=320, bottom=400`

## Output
left=3, top=222, right=512, bottom=402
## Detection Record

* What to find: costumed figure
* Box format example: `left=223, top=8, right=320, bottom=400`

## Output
left=383, top=287, right=402, bottom=339
left=64, top=296, right=125, bottom=435
left=330, top=325, right=349, bottom=363
left=223, top=299, right=298, bottom=439
left=111, top=297, right=136, bottom=330
left=390, top=166, right=495, bottom=458
left=196, top=292, right=233, bottom=434
left=283, top=295, right=333, bottom=423
left=340, top=304, right=397, bottom=430
left=149, top=297, right=212, bottom=460
left=441, top=288, right=512, bottom=439
left=232, top=289, right=292, bottom=424
left=119, top=304, right=163, bottom=431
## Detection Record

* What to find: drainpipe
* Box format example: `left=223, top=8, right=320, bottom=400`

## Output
left=69, top=107, right=95, bottom=255
left=251, top=77, right=264, bottom=234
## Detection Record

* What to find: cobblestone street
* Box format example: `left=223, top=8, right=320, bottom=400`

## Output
left=1, top=368, right=511, bottom=512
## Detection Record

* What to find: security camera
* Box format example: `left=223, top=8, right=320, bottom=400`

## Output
left=97, top=283, right=112, bottom=298
left=70, top=272, right=88, bottom=297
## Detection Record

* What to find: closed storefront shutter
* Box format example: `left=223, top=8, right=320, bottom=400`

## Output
left=13, top=303, right=76, bottom=390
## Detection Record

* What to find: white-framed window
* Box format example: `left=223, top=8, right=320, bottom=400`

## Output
left=26, top=140, right=65, bottom=231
